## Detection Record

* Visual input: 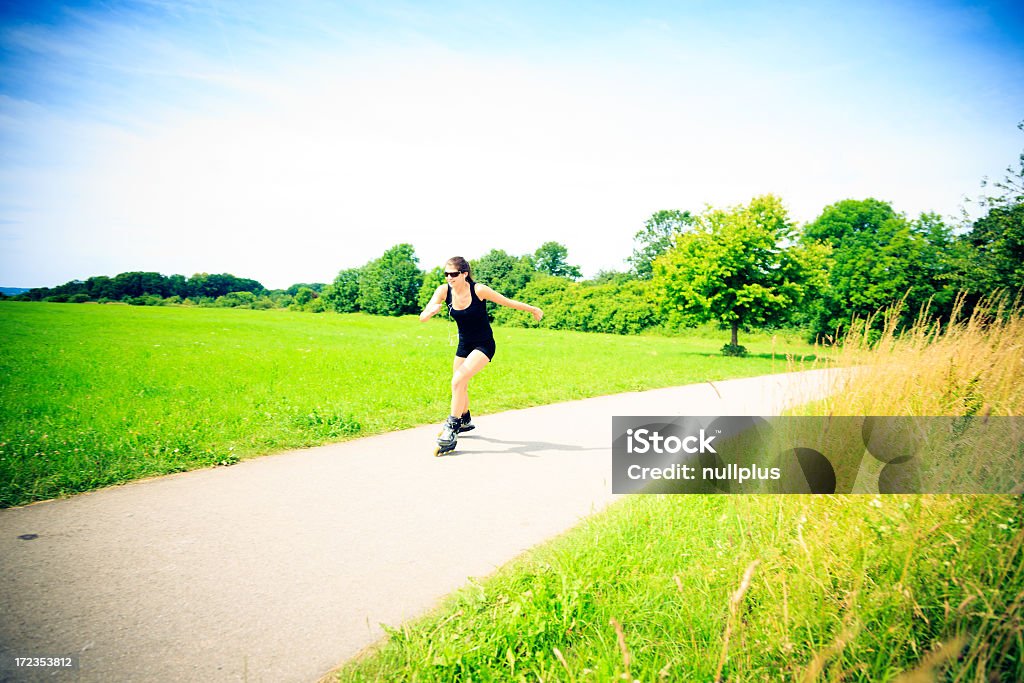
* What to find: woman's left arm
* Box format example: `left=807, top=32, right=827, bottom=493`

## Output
left=477, top=284, right=543, bottom=322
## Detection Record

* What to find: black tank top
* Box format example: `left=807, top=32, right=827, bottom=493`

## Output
left=446, top=282, right=493, bottom=342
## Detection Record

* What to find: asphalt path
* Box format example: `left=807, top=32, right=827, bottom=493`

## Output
left=0, top=368, right=843, bottom=683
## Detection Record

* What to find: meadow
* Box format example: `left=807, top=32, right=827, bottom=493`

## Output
left=335, top=300, right=1024, bottom=682
left=0, top=301, right=818, bottom=507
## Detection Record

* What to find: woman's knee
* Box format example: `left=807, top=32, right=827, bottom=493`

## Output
left=451, top=371, right=468, bottom=392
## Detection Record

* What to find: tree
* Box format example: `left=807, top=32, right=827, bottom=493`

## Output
left=956, top=124, right=1024, bottom=296
left=533, top=241, right=581, bottom=280
left=417, top=266, right=444, bottom=310
left=167, top=274, right=189, bottom=299
left=471, top=249, right=536, bottom=298
left=286, top=283, right=326, bottom=296
left=85, top=276, right=116, bottom=300
left=654, top=195, right=827, bottom=353
left=963, top=204, right=1024, bottom=293
left=113, top=271, right=168, bottom=298
left=357, top=244, right=423, bottom=316
left=802, top=199, right=955, bottom=339
left=589, top=269, right=633, bottom=285
left=628, top=209, right=695, bottom=279
left=321, top=268, right=361, bottom=313
left=188, top=273, right=264, bottom=299
left=292, top=287, right=316, bottom=307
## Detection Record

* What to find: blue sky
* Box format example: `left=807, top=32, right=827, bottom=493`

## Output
left=1, top=0, right=1022, bottom=289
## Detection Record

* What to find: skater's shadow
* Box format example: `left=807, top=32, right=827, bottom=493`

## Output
left=456, top=435, right=605, bottom=459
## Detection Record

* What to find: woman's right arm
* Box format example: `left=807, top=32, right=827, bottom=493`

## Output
left=419, top=285, right=447, bottom=322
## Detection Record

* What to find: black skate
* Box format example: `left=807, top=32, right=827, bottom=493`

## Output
left=434, top=415, right=460, bottom=456
left=458, top=410, right=475, bottom=433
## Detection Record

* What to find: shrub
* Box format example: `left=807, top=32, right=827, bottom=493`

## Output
left=492, top=275, right=662, bottom=334
left=721, top=343, right=748, bottom=357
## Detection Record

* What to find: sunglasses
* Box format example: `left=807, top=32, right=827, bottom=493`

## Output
left=444, top=271, right=463, bottom=278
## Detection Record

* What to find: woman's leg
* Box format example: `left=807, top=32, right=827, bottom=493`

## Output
left=451, top=350, right=490, bottom=417
left=452, top=356, right=469, bottom=417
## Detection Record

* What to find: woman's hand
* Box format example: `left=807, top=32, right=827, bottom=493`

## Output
left=531, top=306, right=543, bottom=322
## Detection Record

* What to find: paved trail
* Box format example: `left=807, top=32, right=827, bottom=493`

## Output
left=0, top=369, right=843, bottom=682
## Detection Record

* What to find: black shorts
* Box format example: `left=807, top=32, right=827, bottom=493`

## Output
left=456, top=337, right=496, bottom=360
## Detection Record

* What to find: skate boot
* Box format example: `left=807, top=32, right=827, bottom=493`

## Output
left=434, top=415, right=460, bottom=456
left=458, top=410, right=476, bottom=433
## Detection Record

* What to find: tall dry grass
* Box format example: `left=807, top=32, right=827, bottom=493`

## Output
left=823, top=293, right=1024, bottom=417
left=808, top=293, right=1024, bottom=680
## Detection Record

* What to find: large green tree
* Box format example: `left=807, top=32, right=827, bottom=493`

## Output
left=356, top=244, right=423, bottom=316
left=654, top=195, right=827, bottom=351
left=803, top=199, right=955, bottom=339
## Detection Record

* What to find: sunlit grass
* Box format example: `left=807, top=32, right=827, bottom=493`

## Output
left=0, top=302, right=819, bottom=507
left=333, top=297, right=1024, bottom=682
left=337, top=494, right=1022, bottom=682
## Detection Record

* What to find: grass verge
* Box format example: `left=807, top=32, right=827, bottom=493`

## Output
left=337, top=495, right=1022, bottom=682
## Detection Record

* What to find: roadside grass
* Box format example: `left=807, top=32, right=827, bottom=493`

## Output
left=338, top=495, right=1022, bottom=682
left=0, top=302, right=819, bottom=507
left=334, top=299, right=1024, bottom=682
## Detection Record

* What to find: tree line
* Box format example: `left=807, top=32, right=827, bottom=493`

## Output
left=317, top=137, right=1021, bottom=351
left=9, top=131, right=1022, bottom=352
left=11, top=272, right=267, bottom=306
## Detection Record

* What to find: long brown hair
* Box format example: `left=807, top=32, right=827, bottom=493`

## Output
left=446, top=256, right=474, bottom=283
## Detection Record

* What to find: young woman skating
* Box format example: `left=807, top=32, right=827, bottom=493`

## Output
left=419, top=256, right=543, bottom=455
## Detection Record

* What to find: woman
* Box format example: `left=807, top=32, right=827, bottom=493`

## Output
left=420, top=256, right=543, bottom=455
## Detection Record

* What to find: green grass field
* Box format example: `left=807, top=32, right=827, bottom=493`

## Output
left=0, top=302, right=819, bottom=507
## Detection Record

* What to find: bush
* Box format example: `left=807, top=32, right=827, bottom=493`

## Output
left=492, top=275, right=662, bottom=334
left=126, top=295, right=163, bottom=306
left=215, top=291, right=258, bottom=308
left=721, top=343, right=748, bottom=357
left=250, top=297, right=276, bottom=310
